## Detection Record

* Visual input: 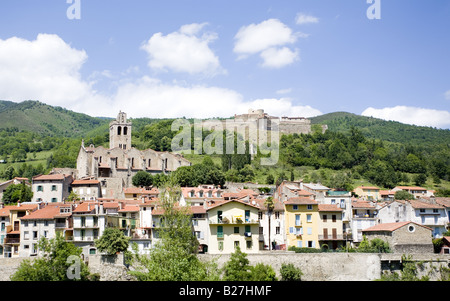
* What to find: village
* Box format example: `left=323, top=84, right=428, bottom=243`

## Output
left=0, top=111, right=448, bottom=260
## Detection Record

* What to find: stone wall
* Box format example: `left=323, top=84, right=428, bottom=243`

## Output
left=199, top=252, right=382, bottom=281
left=0, top=252, right=448, bottom=281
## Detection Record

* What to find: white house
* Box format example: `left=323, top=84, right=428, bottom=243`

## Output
left=32, top=174, right=73, bottom=203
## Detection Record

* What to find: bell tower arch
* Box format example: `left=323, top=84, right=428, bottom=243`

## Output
left=109, top=111, right=132, bottom=150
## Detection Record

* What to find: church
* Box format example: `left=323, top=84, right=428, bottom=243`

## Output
left=76, top=111, right=191, bottom=198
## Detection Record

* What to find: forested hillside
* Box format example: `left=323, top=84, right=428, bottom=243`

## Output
left=0, top=102, right=448, bottom=194
left=0, top=100, right=109, bottom=137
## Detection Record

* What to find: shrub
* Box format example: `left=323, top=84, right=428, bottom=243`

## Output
left=280, top=263, right=302, bottom=281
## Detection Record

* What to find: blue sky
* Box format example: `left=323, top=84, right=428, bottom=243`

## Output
left=0, top=0, right=449, bottom=128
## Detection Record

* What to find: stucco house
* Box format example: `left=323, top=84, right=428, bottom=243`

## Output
left=362, top=221, right=433, bottom=253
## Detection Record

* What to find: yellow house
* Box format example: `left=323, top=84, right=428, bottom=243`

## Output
left=353, top=186, right=380, bottom=201
left=284, top=197, right=319, bottom=249
left=207, top=199, right=260, bottom=254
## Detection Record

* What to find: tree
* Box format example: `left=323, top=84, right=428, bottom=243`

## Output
left=222, top=246, right=253, bottom=281
left=129, top=180, right=219, bottom=281
left=413, top=173, right=427, bottom=187
left=2, top=182, right=33, bottom=204
left=250, top=263, right=278, bottom=281
left=394, top=190, right=414, bottom=200
left=280, top=263, right=303, bottom=281
left=95, top=228, right=130, bottom=255
left=10, top=234, right=94, bottom=281
left=132, top=170, right=153, bottom=187
left=264, top=196, right=275, bottom=250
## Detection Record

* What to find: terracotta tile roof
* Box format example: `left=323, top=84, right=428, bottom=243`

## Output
left=395, top=186, right=427, bottom=191
left=408, top=200, right=444, bottom=210
left=285, top=197, right=318, bottom=205
left=32, top=174, right=72, bottom=181
left=72, top=179, right=100, bottom=185
left=357, top=186, right=380, bottom=190
left=318, top=204, right=343, bottom=212
left=73, top=202, right=97, bottom=213
left=352, top=200, right=375, bottom=209
left=206, top=199, right=260, bottom=211
left=436, top=198, right=450, bottom=207
left=119, top=204, right=140, bottom=212
left=363, top=221, right=431, bottom=232
left=20, top=205, right=70, bottom=220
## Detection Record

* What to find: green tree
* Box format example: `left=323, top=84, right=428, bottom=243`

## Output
left=394, top=190, right=415, bottom=200
left=2, top=182, right=33, bottom=204
left=132, top=170, right=153, bottom=187
left=280, top=263, right=303, bottom=281
left=222, top=246, right=253, bottom=281
left=129, top=180, right=219, bottom=281
left=10, top=234, right=94, bottom=281
left=95, top=228, right=130, bottom=255
left=250, top=263, right=278, bottom=281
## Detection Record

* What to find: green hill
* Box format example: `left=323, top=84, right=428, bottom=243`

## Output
left=311, top=112, right=450, bottom=146
left=0, top=100, right=109, bottom=137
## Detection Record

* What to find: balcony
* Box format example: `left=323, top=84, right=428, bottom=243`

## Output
left=4, top=237, right=20, bottom=244
left=209, top=217, right=259, bottom=225
left=318, top=234, right=345, bottom=241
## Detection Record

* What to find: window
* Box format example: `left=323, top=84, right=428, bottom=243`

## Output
left=37, top=185, right=43, bottom=192
left=245, top=225, right=251, bottom=233
left=51, top=198, right=57, bottom=203
left=44, top=221, right=48, bottom=227
left=245, top=210, right=250, bottom=222
left=331, top=199, right=336, bottom=204
left=293, top=205, right=298, bottom=210
left=51, top=185, right=57, bottom=191
left=258, top=212, right=263, bottom=220
left=322, top=214, right=327, bottom=222
left=217, top=226, right=223, bottom=238
left=246, top=240, right=252, bottom=249
left=218, top=241, right=223, bottom=251
left=295, top=214, right=301, bottom=226
left=307, top=214, right=312, bottom=223
left=234, top=227, right=240, bottom=234
left=332, top=215, right=337, bottom=222
left=33, top=231, right=38, bottom=239
left=275, top=212, right=280, bottom=219
left=276, top=226, right=280, bottom=234
left=234, top=241, right=240, bottom=249
left=307, top=205, right=313, bottom=210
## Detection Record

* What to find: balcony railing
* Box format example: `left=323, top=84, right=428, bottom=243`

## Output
left=209, top=218, right=259, bottom=225
left=4, top=237, right=20, bottom=244
left=318, top=234, right=345, bottom=241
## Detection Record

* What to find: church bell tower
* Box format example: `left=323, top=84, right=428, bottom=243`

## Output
left=109, top=111, right=132, bottom=150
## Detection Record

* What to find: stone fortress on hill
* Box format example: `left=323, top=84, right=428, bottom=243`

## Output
left=223, top=109, right=327, bottom=135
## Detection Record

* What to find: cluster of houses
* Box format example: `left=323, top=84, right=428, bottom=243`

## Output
left=0, top=111, right=448, bottom=258
left=0, top=174, right=449, bottom=258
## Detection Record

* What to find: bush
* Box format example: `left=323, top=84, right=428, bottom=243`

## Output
left=280, top=263, right=302, bottom=281
left=288, top=246, right=321, bottom=253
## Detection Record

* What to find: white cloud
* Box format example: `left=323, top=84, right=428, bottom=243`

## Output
left=445, top=90, right=450, bottom=100
left=361, top=106, right=450, bottom=129
left=141, top=23, right=224, bottom=76
left=276, top=88, right=292, bottom=95
left=0, top=34, right=109, bottom=111
left=0, top=33, right=322, bottom=121
left=234, top=19, right=297, bottom=55
left=295, top=13, right=319, bottom=25
left=242, top=98, right=322, bottom=118
left=111, top=77, right=322, bottom=119
left=233, top=19, right=301, bottom=68
left=260, top=47, right=299, bottom=68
